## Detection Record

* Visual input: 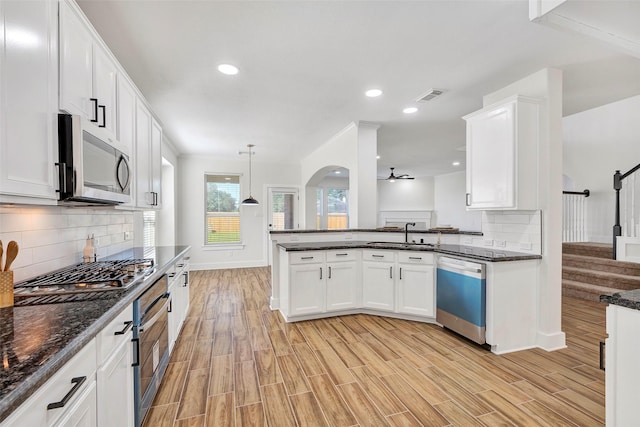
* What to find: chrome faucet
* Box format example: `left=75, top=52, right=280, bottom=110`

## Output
left=405, top=222, right=416, bottom=243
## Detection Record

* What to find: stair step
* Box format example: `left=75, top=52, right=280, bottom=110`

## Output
left=562, top=266, right=640, bottom=291
left=563, top=254, right=640, bottom=276
left=562, top=279, right=619, bottom=303
left=563, top=242, right=613, bottom=259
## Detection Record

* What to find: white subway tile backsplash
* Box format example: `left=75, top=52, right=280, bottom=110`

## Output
left=0, top=206, right=135, bottom=282
left=478, top=210, right=542, bottom=254
left=497, top=214, right=531, bottom=224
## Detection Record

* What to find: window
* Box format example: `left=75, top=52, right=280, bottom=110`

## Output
left=205, top=174, right=240, bottom=244
left=327, top=188, right=349, bottom=229
left=143, top=211, right=156, bottom=247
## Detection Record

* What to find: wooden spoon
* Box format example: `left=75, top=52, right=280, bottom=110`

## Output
left=4, top=241, right=18, bottom=272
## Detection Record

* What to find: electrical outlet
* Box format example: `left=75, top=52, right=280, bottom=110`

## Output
left=484, top=239, right=494, bottom=246
left=124, top=231, right=133, bottom=240
left=495, top=240, right=506, bottom=247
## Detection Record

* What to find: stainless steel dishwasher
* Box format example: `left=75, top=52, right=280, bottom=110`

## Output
left=436, top=256, right=486, bottom=344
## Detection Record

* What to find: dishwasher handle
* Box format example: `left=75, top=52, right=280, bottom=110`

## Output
left=438, top=261, right=482, bottom=274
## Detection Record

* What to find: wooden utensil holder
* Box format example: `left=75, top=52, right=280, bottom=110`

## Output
left=0, top=271, right=14, bottom=308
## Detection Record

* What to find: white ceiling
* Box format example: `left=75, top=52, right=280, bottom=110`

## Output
left=77, top=0, right=640, bottom=178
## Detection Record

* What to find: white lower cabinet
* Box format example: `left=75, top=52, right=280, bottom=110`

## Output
left=1, top=340, right=97, bottom=427
left=362, top=260, right=395, bottom=312
left=397, top=253, right=435, bottom=317
left=290, top=262, right=325, bottom=316
left=168, top=256, right=191, bottom=353
left=605, top=304, right=640, bottom=426
left=326, top=261, right=358, bottom=311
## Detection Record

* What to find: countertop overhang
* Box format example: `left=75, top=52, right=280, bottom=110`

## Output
left=270, top=228, right=483, bottom=235
left=600, top=289, right=640, bottom=310
left=0, top=245, right=191, bottom=423
left=277, top=241, right=541, bottom=262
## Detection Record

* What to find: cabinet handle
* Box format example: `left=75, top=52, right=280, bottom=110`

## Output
left=47, top=376, right=86, bottom=410
left=372, top=255, right=384, bottom=258
left=329, top=266, right=332, bottom=279
left=114, top=320, right=133, bottom=336
left=400, top=267, right=402, bottom=280
left=183, top=271, right=189, bottom=286
left=320, top=267, right=322, bottom=280
left=301, top=256, right=314, bottom=260
left=466, top=193, right=471, bottom=207
left=90, top=98, right=99, bottom=122
left=55, top=162, right=68, bottom=194
left=409, top=256, right=422, bottom=260
left=168, top=298, right=173, bottom=313
left=390, top=266, right=393, bottom=279
left=131, top=337, right=140, bottom=367
left=336, top=253, right=348, bottom=256
left=599, top=341, right=605, bottom=371
left=98, top=105, right=106, bottom=128
left=177, top=263, right=185, bottom=268
left=168, top=273, right=176, bottom=278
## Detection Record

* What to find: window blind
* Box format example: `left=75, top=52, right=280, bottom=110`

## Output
left=143, top=210, right=156, bottom=247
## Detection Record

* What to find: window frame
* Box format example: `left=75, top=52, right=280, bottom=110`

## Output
left=203, top=172, right=243, bottom=248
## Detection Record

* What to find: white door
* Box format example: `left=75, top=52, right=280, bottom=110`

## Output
left=267, top=187, right=299, bottom=265
left=397, top=264, right=434, bottom=316
left=362, top=261, right=395, bottom=312
left=290, top=264, right=325, bottom=316
left=326, top=261, right=359, bottom=311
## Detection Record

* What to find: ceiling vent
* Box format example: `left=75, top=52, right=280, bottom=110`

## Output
left=416, top=88, right=444, bottom=103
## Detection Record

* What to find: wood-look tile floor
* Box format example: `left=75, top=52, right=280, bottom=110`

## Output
left=144, top=268, right=607, bottom=427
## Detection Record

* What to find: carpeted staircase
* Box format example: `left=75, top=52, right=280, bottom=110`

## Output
left=563, top=242, right=640, bottom=301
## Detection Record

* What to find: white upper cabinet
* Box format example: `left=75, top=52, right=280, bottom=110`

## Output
left=59, top=0, right=117, bottom=139
left=135, top=102, right=162, bottom=209
left=464, top=95, right=541, bottom=210
left=0, top=0, right=59, bottom=203
left=117, top=76, right=137, bottom=208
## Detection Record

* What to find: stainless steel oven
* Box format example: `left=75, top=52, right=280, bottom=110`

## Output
left=132, top=274, right=170, bottom=427
left=57, top=113, right=131, bottom=205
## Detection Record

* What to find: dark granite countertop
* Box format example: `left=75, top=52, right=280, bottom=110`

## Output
left=0, top=245, right=190, bottom=423
left=277, top=241, right=541, bottom=262
left=270, top=228, right=483, bottom=235
left=600, top=289, right=640, bottom=310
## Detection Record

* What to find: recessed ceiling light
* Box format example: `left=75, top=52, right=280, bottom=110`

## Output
left=365, top=89, right=382, bottom=98
left=403, top=107, right=418, bottom=114
left=376, top=155, right=381, bottom=160
left=224, top=177, right=232, bottom=180
left=218, top=64, right=239, bottom=75
left=334, top=170, right=341, bottom=174
left=452, top=161, right=460, bottom=166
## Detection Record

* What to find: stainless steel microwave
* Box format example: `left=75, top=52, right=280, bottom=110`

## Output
left=57, top=114, right=131, bottom=205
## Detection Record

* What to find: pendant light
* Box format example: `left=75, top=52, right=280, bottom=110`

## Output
left=241, top=144, right=259, bottom=205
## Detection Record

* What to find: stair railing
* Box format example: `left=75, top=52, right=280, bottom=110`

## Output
left=562, top=190, right=590, bottom=243
left=613, top=163, right=640, bottom=259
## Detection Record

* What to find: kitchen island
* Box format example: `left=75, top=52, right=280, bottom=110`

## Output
left=272, top=231, right=542, bottom=354
left=0, top=245, right=190, bottom=425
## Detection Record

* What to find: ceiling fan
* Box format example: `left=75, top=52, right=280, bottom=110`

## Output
left=380, top=167, right=415, bottom=182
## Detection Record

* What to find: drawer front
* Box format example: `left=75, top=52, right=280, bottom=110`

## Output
left=362, top=250, right=394, bottom=262
left=2, top=339, right=97, bottom=427
left=398, top=252, right=433, bottom=264
left=326, top=250, right=358, bottom=262
left=289, top=251, right=325, bottom=265
left=97, top=304, right=134, bottom=365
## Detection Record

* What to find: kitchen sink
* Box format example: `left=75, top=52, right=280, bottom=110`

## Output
left=365, top=241, right=434, bottom=249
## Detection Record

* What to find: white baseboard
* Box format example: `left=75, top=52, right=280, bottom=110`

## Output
left=190, top=260, right=268, bottom=270
left=536, top=330, right=567, bottom=351
left=270, top=297, right=280, bottom=310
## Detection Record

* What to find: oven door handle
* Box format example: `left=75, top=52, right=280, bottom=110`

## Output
left=141, top=291, right=170, bottom=319
left=138, top=294, right=170, bottom=333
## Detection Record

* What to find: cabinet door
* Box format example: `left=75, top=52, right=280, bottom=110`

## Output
left=96, top=337, right=134, bottom=427
left=116, top=76, right=136, bottom=207
left=93, top=44, right=118, bottom=137
left=466, top=102, right=515, bottom=209
left=362, top=261, right=395, bottom=312
left=135, top=101, right=152, bottom=208
left=59, top=0, right=93, bottom=119
left=0, top=0, right=58, bottom=201
left=397, top=264, right=434, bottom=317
left=326, top=261, right=358, bottom=311
left=290, top=264, right=325, bottom=316
left=55, top=380, right=98, bottom=427
left=150, top=118, right=162, bottom=208
left=167, top=280, right=179, bottom=353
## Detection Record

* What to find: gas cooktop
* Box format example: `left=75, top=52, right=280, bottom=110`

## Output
left=13, top=259, right=154, bottom=306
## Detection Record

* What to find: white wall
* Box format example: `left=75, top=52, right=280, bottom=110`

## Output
left=563, top=94, right=640, bottom=243
left=300, top=122, right=378, bottom=228
left=0, top=206, right=134, bottom=282
left=483, top=68, right=565, bottom=351
left=377, top=177, right=435, bottom=212
left=433, top=172, right=481, bottom=231
left=177, top=154, right=299, bottom=270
